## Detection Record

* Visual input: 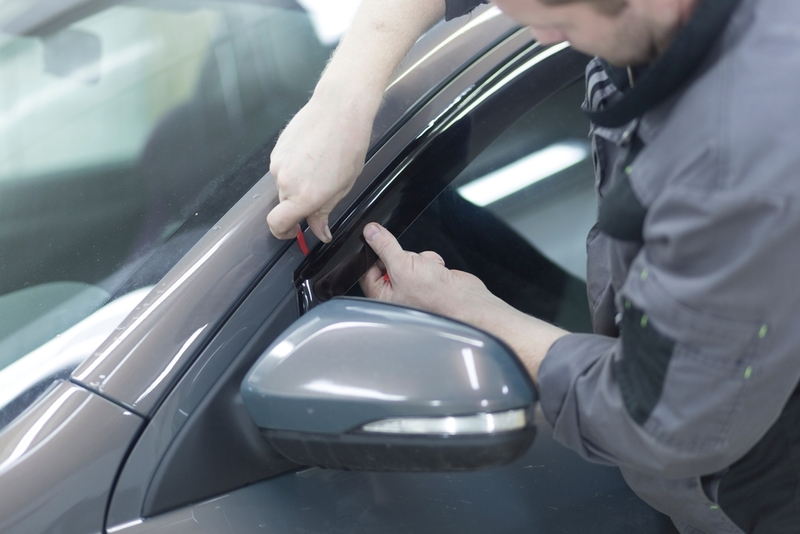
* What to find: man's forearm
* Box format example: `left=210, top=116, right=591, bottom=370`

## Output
left=451, top=293, right=569, bottom=384
left=313, top=0, right=447, bottom=120
left=267, top=1, right=447, bottom=241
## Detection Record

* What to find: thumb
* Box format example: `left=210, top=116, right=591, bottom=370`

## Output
left=307, top=211, right=333, bottom=244
left=267, top=199, right=307, bottom=239
left=363, top=223, right=405, bottom=273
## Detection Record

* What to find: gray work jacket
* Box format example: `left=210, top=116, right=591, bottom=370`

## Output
left=535, top=0, right=800, bottom=532
left=447, top=0, right=800, bottom=532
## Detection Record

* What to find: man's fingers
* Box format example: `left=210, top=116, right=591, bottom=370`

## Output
left=359, top=263, right=387, bottom=299
left=419, top=251, right=445, bottom=267
left=267, top=199, right=311, bottom=239
left=307, top=212, right=333, bottom=243
left=363, top=223, right=406, bottom=269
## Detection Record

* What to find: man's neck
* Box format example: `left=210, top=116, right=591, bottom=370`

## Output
left=679, top=0, right=702, bottom=25
left=653, top=0, right=703, bottom=57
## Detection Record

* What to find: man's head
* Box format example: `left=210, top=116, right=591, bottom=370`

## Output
left=492, top=0, right=700, bottom=66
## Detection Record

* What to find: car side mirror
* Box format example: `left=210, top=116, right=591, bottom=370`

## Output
left=241, top=298, right=537, bottom=471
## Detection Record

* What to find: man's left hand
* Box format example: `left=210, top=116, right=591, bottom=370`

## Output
left=359, top=223, right=569, bottom=383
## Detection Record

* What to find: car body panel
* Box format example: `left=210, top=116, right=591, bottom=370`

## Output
left=107, top=251, right=304, bottom=525
left=0, top=381, right=142, bottom=534
left=71, top=177, right=291, bottom=416
left=369, top=6, right=517, bottom=148
left=109, top=411, right=676, bottom=534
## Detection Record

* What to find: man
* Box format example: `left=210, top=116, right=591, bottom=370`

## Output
left=268, top=1, right=800, bottom=532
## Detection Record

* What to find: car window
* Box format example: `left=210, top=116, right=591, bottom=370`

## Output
left=0, top=0, right=342, bottom=430
left=351, top=79, right=595, bottom=333
left=451, top=81, right=594, bottom=281
left=401, top=80, right=594, bottom=333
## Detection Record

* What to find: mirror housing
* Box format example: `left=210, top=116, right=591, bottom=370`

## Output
left=241, top=298, right=537, bottom=471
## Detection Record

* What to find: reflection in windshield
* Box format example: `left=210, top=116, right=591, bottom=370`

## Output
left=0, top=0, right=337, bottom=428
left=0, top=286, right=151, bottom=430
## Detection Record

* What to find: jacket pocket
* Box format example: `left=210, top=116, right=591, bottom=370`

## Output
left=621, top=266, right=763, bottom=455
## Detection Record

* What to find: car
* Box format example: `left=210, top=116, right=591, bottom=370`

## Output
left=0, top=1, right=680, bottom=533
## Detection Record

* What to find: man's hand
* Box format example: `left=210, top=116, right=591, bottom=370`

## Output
left=359, top=223, right=569, bottom=382
left=267, top=90, right=372, bottom=242
left=359, top=223, right=492, bottom=316
left=266, top=0, right=447, bottom=243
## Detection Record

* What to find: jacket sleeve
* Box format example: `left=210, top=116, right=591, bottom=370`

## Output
left=444, top=0, right=488, bottom=20
left=538, top=171, right=800, bottom=479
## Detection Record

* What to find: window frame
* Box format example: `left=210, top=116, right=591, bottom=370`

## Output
left=294, top=39, right=589, bottom=311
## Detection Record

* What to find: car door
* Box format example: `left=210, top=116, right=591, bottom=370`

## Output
left=102, top=29, right=678, bottom=534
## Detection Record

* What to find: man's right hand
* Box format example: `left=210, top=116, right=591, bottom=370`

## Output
left=265, top=0, right=447, bottom=244
left=266, top=88, right=372, bottom=243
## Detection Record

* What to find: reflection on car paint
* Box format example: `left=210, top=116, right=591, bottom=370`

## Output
left=0, top=286, right=150, bottom=427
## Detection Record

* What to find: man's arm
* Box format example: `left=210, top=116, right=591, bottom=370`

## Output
left=360, top=176, right=800, bottom=480
left=267, top=0, right=447, bottom=243
left=358, top=223, right=569, bottom=382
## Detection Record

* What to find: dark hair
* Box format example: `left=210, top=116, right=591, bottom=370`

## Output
left=540, top=0, right=628, bottom=16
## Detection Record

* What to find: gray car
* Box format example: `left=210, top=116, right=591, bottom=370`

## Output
left=0, top=1, right=679, bottom=532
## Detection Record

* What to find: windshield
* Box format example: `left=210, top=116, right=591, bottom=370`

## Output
left=0, top=0, right=356, bottom=428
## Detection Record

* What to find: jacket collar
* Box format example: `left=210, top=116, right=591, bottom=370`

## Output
left=586, top=0, right=743, bottom=128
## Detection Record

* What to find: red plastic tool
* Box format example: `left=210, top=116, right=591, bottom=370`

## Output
left=296, top=230, right=309, bottom=256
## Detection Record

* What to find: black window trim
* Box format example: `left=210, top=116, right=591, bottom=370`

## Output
left=294, top=39, right=589, bottom=313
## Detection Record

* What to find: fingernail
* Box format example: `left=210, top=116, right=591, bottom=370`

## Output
left=323, top=224, right=332, bottom=243
left=364, top=223, right=380, bottom=241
